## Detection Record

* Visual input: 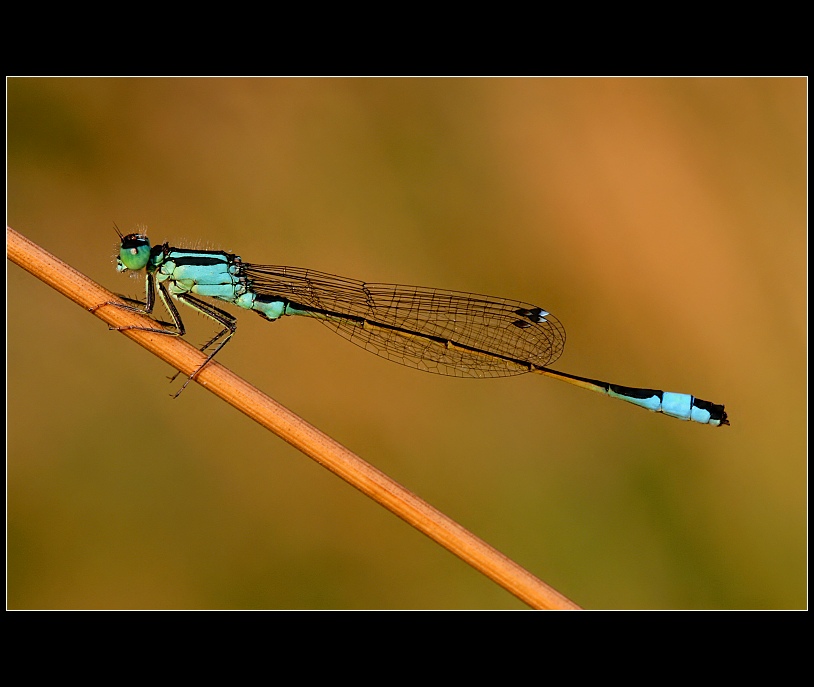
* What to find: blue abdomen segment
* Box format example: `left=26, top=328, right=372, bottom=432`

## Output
left=607, top=385, right=726, bottom=426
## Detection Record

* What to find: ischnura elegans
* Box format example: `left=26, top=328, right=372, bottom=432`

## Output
left=95, top=229, right=728, bottom=426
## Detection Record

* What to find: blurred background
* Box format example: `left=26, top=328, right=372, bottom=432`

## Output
left=7, top=78, right=806, bottom=609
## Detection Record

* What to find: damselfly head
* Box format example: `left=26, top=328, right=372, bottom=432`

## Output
left=117, top=233, right=152, bottom=272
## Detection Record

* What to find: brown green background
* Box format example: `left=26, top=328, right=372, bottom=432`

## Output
left=7, top=78, right=806, bottom=609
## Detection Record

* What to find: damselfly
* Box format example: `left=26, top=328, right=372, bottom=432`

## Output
left=95, top=230, right=728, bottom=426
